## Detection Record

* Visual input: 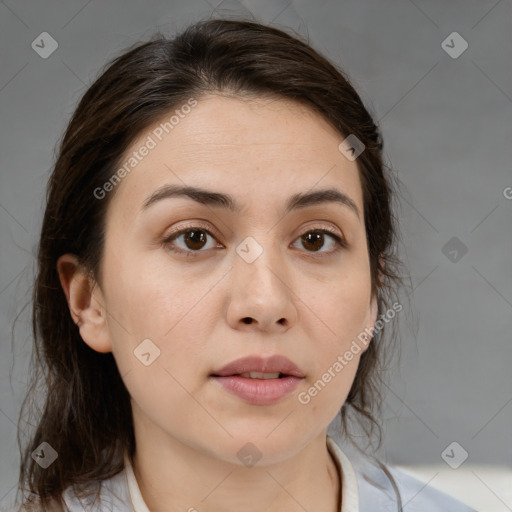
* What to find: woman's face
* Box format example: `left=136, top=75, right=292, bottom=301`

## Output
left=80, top=94, right=377, bottom=464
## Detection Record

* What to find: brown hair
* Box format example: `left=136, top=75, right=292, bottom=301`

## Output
left=15, top=17, right=407, bottom=510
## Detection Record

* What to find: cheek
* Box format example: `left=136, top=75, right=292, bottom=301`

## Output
left=103, top=243, right=210, bottom=337
left=123, top=364, right=221, bottom=446
left=297, top=264, right=371, bottom=401
left=104, top=270, right=218, bottom=433
left=294, top=331, right=362, bottom=437
left=298, top=332, right=364, bottom=424
left=300, top=265, right=371, bottom=344
left=102, top=247, right=221, bottom=385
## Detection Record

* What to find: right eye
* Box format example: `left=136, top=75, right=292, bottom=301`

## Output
left=163, top=225, right=222, bottom=256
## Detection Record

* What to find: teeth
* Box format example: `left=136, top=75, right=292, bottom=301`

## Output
left=239, top=372, right=281, bottom=379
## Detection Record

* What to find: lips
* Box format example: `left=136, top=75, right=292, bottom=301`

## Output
left=210, top=355, right=305, bottom=379
left=210, top=355, right=305, bottom=405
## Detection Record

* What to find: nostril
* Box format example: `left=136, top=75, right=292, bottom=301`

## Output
left=242, top=317, right=253, bottom=324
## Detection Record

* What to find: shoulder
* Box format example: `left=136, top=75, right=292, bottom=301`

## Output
left=382, top=465, right=477, bottom=512
left=328, top=436, right=477, bottom=512
left=359, top=459, right=477, bottom=511
left=10, top=468, right=131, bottom=512
left=7, top=497, right=68, bottom=512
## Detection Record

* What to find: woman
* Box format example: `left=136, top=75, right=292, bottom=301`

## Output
left=14, top=18, right=475, bottom=512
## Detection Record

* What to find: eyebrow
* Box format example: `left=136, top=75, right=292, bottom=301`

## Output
left=141, top=184, right=360, bottom=219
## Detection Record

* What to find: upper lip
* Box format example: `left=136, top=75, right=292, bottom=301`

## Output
left=211, top=355, right=305, bottom=378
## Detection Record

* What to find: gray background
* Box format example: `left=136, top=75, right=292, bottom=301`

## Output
left=1, top=0, right=511, bottom=508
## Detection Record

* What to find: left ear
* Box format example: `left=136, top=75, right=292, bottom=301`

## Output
left=369, top=293, right=378, bottom=326
left=360, top=258, right=384, bottom=352
left=359, top=291, right=379, bottom=353
left=367, top=258, right=386, bottom=335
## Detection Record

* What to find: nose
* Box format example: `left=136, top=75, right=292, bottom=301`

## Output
left=225, top=241, right=298, bottom=334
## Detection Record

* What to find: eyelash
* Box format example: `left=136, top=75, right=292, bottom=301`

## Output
left=162, top=223, right=347, bottom=259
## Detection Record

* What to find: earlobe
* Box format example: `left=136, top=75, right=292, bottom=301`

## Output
left=360, top=293, right=379, bottom=353
left=370, top=293, right=378, bottom=326
left=361, top=258, right=385, bottom=348
left=56, top=254, right=112, bottom=354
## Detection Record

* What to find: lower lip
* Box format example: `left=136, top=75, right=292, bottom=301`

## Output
left=211, top=375, right=303, bottom=405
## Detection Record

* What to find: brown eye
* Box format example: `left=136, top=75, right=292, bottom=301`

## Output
left=293, top=229, right=346, bottom=255
left=181, top=229, right=209, bottom=250
left=163, top=226, right=219, bottom=255
left=163, top=225, right=346, bottom=258
left=301, top=231, right=325, bottom=252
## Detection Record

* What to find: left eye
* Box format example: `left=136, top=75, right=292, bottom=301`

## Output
left=291, top=229, right=346, bottom=254
left=163, top=227, right=346, bottom=256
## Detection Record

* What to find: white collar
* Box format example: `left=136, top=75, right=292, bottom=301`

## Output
left=124, top=450, right=150, bottom=512
left=123, top=435, right=358, bottom=512
left=327, top=435, right=359, bottom=512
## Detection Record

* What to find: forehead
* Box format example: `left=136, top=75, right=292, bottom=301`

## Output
left=107, top=94, right=364, bottom=220
left=148, top=94, right=344, bottom=157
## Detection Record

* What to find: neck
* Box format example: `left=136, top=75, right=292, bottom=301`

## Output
left=130, top=415, right=340, bottom=512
